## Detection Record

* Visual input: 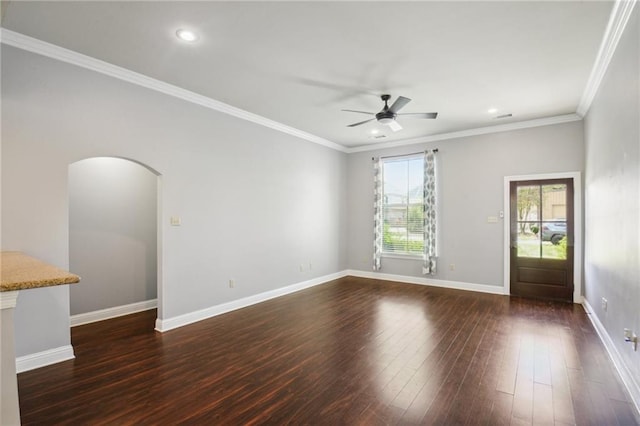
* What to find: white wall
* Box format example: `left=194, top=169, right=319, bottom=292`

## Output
left=347, top=121, right=584, bottom=288
left=1, top=46, right=347, bottom=357
left=584, top=7, right=639, bottom=397
left=69, top=157, right=158, bottom=315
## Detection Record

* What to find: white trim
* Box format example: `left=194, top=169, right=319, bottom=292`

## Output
left=0, top=291, right=19, bottom=309
left=346, top=114, right=582, bottom=154
left=70, top=299, right=157, bottom=327
left=583, top=300, right=640, bottom=415
left=346, top=269, right=507, bottom=295
left=0, top=29, right=347, bottom=153
left=155, top=271, right=348, bottom=332
left=4, top=4, right=632, bottom=154
left=0, top=29, right=589, bottom=156
left=16, top=345, right=75, bottom=373
left=156, top=176, right=164, bottom=321
left=503, top=172, right=583, bottom=303
left=577, top=0, right=637, bottom=116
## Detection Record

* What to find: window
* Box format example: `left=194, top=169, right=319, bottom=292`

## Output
left=381, top=155, right=424, bottom=255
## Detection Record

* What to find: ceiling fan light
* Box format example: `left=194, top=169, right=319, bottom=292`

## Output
left=378, top=117, right=394, bottom=125
left=176, top=29, right=199, bottom=42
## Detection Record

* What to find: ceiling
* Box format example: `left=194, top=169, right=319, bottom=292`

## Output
left=1, top=1, right=613, bottom=149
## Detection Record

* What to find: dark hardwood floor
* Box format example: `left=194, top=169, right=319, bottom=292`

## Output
left=18, top=276, right=640, bottom=425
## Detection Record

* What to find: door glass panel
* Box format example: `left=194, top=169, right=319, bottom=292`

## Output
left=542, top=240, right=566, bottom=259
left=541, top=183, right=567, bottom=259
left=516, top=186, right=541, bottom=258
left=517, top=185, right=540, bottom=221
left=517, top=223, right=540, bottom=258
left=541, top=184, right=567, bottom=221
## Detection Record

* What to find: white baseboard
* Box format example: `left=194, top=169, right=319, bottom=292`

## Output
left=16, top=345, right=75, bottom=373
left=583, top=299, right=640, bottom=415
left=70, top=299, right=158, bottom=327
left=155, top=271, right=348, bottom=332
left=345, top=269, right=507, bottom=295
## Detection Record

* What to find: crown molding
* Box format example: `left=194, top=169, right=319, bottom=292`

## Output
left=1, top=24, right=609, bottom=156
left=345, top=113, right=582, bottom=154
left=576, top=0, right=637, bottom=117
left=0, top=29, right=348, bottom=153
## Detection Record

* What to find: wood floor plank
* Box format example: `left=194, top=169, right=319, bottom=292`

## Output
left=568, top=367, right=599, bottom=426
left=611, top=398, right=640, bottom=426
left=489, top=390, right=514, bottom=426
left=427, top=305, right=494, bottom=424
left=533, top=325, right=552, bottom=387
left=533, top=382, right=554, bottom=425
left=16, top=277, right=639, bottom=425
left=495, top=337, right=520, bottom=395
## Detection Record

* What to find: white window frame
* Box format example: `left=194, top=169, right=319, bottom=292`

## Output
left=381, top=153, right=424, bottom=258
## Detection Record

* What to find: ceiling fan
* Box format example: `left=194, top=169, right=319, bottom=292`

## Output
left=343, top=94, right=437, bottom=132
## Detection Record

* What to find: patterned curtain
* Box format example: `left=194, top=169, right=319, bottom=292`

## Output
left=423, top=150, right=438, bottom=275
left=373, top=157, right=383, bottom=271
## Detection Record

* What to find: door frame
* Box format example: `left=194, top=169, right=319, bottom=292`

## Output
left=503, top=172, right=582, bottom=303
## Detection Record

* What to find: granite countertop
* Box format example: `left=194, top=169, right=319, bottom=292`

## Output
left=1, top=251, right=80, bottom=292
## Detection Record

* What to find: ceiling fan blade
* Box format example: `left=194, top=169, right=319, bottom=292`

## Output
left=397, top=112, right=438, bottom=119
left=347, top=118, right=376, bottom=127
left=388, top=120, right=403, bottom=132
left=341, top=109, right=375, bottom=115
left=388, top=96, right=411, bottom=113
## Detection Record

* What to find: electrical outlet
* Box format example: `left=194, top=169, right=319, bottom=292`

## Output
left=449, top=264, right=455, bottom=271
left=299, top=264, right=305, bottom=272
left=228, top=280, right=235, bottom=288
left=601, top=297, right=608, bottom=312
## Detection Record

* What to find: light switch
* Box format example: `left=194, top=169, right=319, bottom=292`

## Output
left=170, top=216, right=181, bottom=226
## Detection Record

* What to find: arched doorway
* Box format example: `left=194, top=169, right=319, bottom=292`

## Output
left=68, top=157, right=161, bottom=325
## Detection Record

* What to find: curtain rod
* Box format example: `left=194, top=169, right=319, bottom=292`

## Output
left=372, top=149, right=438, bottom=161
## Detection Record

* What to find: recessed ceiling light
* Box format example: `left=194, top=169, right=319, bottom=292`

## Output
left=371, top=129, right=380, bottom=135
left=487, top=108, right=498, bottom=114
left=176, top=29, right=199, bottom=42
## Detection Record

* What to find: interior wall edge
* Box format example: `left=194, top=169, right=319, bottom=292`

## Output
left=583, top=299, right=640, bottom=415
